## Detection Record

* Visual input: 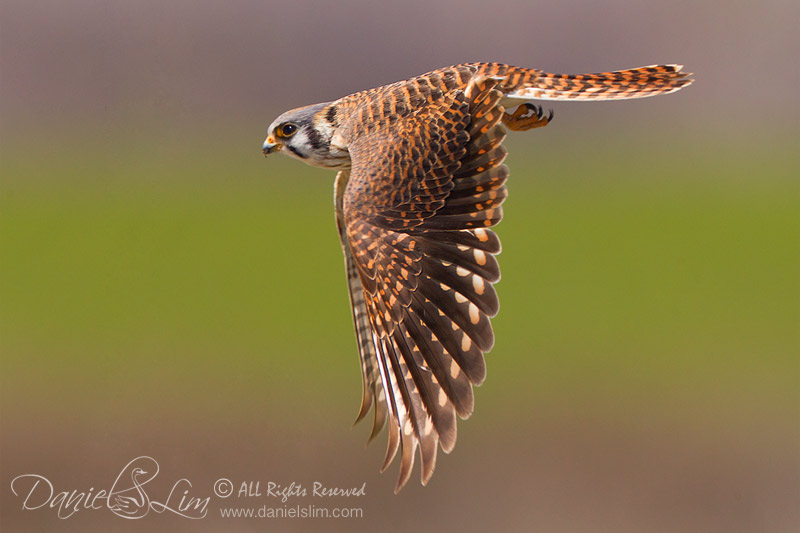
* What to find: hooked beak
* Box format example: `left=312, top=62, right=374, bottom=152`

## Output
left=262, top=136, right=281, bottom=156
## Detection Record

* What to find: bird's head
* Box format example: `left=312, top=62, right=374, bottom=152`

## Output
left=132, top=468, right=147, bottom=476
left=262, top=102, right=350, bottom=169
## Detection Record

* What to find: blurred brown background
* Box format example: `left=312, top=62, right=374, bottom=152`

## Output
left=1, top=1, right=798, bottom=531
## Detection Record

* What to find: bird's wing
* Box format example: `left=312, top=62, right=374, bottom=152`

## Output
left=335, top=171, right=388, bottom=443
left=340, top=75, right=508, bottom=491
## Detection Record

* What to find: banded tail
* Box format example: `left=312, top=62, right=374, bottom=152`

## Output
left=479, top=63, right=693, bottom=102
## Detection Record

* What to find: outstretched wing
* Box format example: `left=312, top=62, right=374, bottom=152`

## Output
left=340, top=74, right=509, bottom=491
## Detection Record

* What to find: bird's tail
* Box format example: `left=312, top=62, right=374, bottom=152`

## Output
left=500, top=64, right=693, bottom=101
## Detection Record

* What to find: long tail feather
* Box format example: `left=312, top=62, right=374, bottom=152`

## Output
left=499, top=64, right=693, bottom=101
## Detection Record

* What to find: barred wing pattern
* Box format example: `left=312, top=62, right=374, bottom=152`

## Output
left=339, top=75, right=508, bottom=491
left=318, top=62, right=692, bottom=492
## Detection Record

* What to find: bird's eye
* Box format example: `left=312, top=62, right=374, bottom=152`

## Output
left=278, top=123, right=298, bottom=138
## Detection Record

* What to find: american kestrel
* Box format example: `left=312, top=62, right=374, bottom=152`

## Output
left=262, top=62, right=692, bottom=492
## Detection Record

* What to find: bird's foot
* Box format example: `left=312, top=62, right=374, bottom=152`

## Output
left=502, top=103, right=554, bottom=131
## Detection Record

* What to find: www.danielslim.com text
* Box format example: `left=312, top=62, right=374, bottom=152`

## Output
left=219, top=505, right=363, bottom=519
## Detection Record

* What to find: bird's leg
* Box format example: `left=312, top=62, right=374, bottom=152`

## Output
left=502, top=103, right=554, bottom=131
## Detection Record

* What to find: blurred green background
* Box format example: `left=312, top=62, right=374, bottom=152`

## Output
left=2, top=1, right=798, bottom=531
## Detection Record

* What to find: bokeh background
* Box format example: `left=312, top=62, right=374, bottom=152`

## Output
left=2, top=1, right=798, bottom=531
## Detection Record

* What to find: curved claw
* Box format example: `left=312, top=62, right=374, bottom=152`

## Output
left=502, top=103, right=554, bottom=131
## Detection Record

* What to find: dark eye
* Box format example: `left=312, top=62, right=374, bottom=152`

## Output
left=278, top=123, right=297, bottom=138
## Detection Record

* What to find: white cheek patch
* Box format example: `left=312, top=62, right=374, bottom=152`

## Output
left=314, top=116, right=335, bottom=139
left=287, top=130, right=310, bottom=158
left=293, top=130, right=310, bottom=148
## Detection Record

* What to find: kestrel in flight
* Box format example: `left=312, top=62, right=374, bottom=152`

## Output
left=262, top=62, right=692, bottom=492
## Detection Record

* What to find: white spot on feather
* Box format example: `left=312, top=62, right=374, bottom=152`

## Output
left=469, top=303, right=480, bottom=324
left=461, top=333, right=472, bottom=352
left=450, top=359, right=460, bottom=379
left=473, top=275, right=485, bottom=295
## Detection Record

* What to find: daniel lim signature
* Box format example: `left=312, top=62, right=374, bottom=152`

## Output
left=10, top=456, right=210, bottom=519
